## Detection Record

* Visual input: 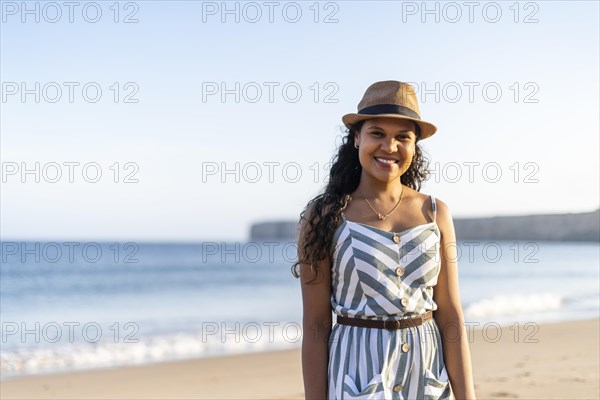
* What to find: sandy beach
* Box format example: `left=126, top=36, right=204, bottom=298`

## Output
left=2, top=318, right=598, bottom=400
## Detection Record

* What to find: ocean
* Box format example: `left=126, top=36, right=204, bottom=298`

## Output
left=1, top=239, right=598, bottom=380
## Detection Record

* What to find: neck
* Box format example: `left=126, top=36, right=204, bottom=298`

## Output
left=356, top=174, right=405, bottom=203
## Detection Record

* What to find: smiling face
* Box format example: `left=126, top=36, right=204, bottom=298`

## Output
left=354, top=117, right=418, bottom=183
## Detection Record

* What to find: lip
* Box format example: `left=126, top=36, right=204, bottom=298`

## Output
left=374, top=156, right=398, bottom=169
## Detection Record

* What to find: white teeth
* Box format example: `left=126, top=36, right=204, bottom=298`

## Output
left=375, top=157, right=396, bottom=164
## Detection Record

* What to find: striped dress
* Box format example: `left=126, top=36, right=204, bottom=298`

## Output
left=328, top=195, right=452, bottom=400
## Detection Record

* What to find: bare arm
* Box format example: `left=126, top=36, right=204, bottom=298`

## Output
left=298, top=209, right=332, bottom=400
left=433, top=199, right=477, bottom=400
left=300, top=259, right=332, bottom=399
left=298, top=206, right=333, bottom=400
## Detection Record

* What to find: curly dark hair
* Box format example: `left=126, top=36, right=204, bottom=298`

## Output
left=290, top=120, right=431, bottom=284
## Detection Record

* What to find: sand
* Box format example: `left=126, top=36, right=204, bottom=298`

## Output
left=1, top=318, right=598, bottom=400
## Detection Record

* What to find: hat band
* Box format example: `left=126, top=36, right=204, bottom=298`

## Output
left=358, top=104, right=421, bottom=120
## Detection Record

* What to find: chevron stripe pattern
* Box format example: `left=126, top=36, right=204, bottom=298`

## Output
left=327, top=195, right=452, bottom=399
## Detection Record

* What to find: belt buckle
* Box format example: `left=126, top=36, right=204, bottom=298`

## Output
left=384, top=319, right=401, bottom=330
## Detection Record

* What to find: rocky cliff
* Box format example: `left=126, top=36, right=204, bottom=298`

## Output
left=250, top=209, right=600, bottom=242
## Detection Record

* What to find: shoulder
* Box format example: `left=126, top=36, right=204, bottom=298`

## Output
left=430, top=195, right=451, bottom=217
left=405, top=187, right=430, bottom=207
left=300, top=199, right=330, bottom=226
left=430, top=195, right=456, bottom=241
left=298, top=199, right=333, bottom=242
left=298, top=201, right=316, bottom=239
left=410, top=190, right=443, bottom=216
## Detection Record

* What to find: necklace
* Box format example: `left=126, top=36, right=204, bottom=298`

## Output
left=359, top=185, right=405, bottom=221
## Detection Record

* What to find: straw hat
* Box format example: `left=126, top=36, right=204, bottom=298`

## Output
left=342, top=81, right=438, bottom=140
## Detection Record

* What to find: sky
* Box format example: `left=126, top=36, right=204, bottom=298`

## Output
left=1, top=0, right=599, bottom=242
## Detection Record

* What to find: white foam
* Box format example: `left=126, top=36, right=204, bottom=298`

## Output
left=1, top=323, right=302, bottom=380
left=464, top=293, right=562, bottom=319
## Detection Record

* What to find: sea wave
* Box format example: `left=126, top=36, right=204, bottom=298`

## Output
left=0, top=322, right=302, bottom=380
left=464, top=293, right=562, bottom=319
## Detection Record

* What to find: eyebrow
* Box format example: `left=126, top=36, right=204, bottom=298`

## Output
left=367, top=125, right=415, bottom=135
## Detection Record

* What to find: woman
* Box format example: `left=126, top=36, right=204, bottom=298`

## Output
left=291, top=81, right=476, bottom=399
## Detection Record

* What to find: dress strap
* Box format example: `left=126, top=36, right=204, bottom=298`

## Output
left=430, top=195, right=437, bottom=223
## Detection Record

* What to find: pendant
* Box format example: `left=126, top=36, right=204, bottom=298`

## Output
left=378, top=213, right=385, bottom=220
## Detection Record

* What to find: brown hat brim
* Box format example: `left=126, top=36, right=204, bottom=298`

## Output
left=342, top=113, right=437, bottom=140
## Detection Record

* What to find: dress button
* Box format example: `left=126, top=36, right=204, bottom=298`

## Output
left=401, top=297, right=409, bottom=306
left=395, top=266, right=405, bottom=276
left=392, top=234, right=401, bottom=244
left=402, top=342, right=410, bottom=352
left=393, top=384, right=403, bottom=392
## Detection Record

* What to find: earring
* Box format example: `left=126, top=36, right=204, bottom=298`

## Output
left=354, top=143, right=359, bottom=149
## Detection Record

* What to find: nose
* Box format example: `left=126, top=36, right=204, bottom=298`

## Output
left=381, top=137, right=398, bottom=153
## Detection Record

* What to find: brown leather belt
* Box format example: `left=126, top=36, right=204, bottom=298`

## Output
left=336, top=310, right=433, bottom=330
